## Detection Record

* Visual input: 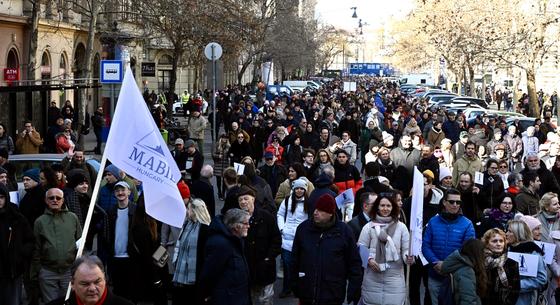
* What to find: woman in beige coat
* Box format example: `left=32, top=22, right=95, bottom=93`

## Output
left=358, top=193, right=412, bottom=305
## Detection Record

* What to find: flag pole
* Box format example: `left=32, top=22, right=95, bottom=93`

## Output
left=65, top=152, right=109, bottom=300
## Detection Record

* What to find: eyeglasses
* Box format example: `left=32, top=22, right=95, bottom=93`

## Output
left=47, top=196, right=63, bottom=201
left=499, top=165, right=508, bottom=168
left=446, top=200, right=462, bottom=205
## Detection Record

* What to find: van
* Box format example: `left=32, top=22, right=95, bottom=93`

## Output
left=283, top=80, right=321, bottom=91
left=400, top=73, right=435, bottom=86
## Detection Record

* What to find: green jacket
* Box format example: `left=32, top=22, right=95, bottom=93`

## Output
left=452, top=155, right=482, bottom=185
left=31, top=207, right=82, bottom=280
left=441, top=250, right=482, bottom=305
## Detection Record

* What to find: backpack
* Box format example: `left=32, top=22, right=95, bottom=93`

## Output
left=438, top=274, right=456, bottom=305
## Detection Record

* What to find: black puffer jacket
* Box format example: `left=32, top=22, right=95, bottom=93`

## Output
left=19, top=184, right=46, bottom=229
left=0, top=184, right=34, bottom=279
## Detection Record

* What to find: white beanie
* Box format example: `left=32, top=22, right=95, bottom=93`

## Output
left=292, top=178, right=308, bottom=190
left=439, top=166, right=452, bottom=182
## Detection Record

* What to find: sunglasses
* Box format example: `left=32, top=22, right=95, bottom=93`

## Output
left=446, top=200, right=462, bottom=205
left=48, top=196, right=63, bottom=201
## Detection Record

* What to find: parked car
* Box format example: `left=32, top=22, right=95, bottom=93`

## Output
left=450, top=96, right=489, bottom=109
left=427, top=94, right=459, bottom=105
left=463, top=109, right=526, bottom=120
left=9, top=154, right=100, bottom=191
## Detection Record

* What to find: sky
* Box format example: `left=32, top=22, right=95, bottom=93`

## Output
left=314, top=0, right=415, bottom=31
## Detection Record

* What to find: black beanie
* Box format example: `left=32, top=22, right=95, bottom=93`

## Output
left=66, top=169, right=89, bottom=189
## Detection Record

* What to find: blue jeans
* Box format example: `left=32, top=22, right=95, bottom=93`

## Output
left=428, top=276, right=444, bottom=305
left=281, top=249, right=294, bottom=293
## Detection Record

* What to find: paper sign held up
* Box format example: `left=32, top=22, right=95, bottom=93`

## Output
left=234, top=163, right=245, bottom=175
left=534, top=241, right=556, bottom=265
left=474, top=171, right=484, bottom=185
left=336, top=188, right=354, bottom=210
left=508, top=252, right=539, bottom=277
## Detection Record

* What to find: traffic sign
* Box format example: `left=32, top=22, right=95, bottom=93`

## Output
left=100, top=60, right=124, bottom=83
left=204, top=42, right=222, bottom=61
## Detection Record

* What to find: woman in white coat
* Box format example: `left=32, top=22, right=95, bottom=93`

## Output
left=358, top=193, right=413, bottom=305
left=276, top=178, right=309, bottom=298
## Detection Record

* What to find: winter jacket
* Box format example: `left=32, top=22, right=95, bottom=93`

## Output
left=200, top=216, right=251, bottom=305
left=535, top=211, right=560, bottom=243
left=377, top=159, right=396, bottom=181
left=418, top=155, right=441, bottom=184
left=212, top=142, right=231, bottom=177
left=452, top=155, right=483, bottom=185
left=390, top=146, right=421, bottom=174
left=442, top=120, right=461, bottom=143
left=98, top=183, right=118, bottom=212
left=259, top=163, right=288, bottom=199
left=330, top=140, right=358, bottom=165
left=19, top=184, right=47, bottom=229
left=481, top=255, right=520, bottom=305
left=504, top=134, right=523, bottom=162
left=422, top=213, right=475, bottom=278
left=229, top=140, right=253, bottom=165
left=475, top=209, right=517, bottom=238
left=333, top=161, right=363, bottom=195
left=245, top=208, right=281, bottom=286
left=46, top=290, right=134, bottom=305
left=107, top=203, right=136, bottom=257
left=0, top=134, right=14, bottom=154
left=291, top=219, right=363, bottom=305
left=460, top=188, right=483, bottom=224
left=515, top=187, right=540, bottom=216
left=0, top=187, right=34, bottom=279
left=522, top=134, right=539, bottom=161
left=275, top=177, right=314, bottom=206
left=520, top=165, right=560, bottom=196
left=508, top=242, right=547, bottom=305
left=427, top=127, right=446, bottom=147
left=348, top=213, right=369, bottom=241
left=308, top=175, right=338, bottom=219
left=185, top=150, right=204, bottom=181
left=31, top=207, right=82, bottom=281
left=15, top=130, right=43, bottom=154
left=358, top=220, right=409, bottom=305
left=191, top=178, right=216, bottom=217
left=479, top=172, right=504, bottom=211
left=277, top=196, right=308, bottom=251
left=187, top=116, right=208, bottom=140
left=441, top=250, right=481, bottom=305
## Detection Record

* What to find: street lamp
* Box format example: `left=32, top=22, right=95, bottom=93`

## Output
left=351, top=7, right=357, bottom=18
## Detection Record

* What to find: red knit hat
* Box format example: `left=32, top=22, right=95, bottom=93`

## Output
left=177, top=181, right=190, bottom=199
left=315, top=194, right=337, bottom=215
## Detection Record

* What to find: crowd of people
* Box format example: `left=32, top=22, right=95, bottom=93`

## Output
left=2, top=77, right=560, bottom=305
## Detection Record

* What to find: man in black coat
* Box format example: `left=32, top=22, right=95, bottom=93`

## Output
left=18, top=168, right=46, bottom=229
left=353, top=162, right=391, bottom=217
left=236, top=186, right=281, bottom=305
left=46, top=255, right=133, bottom=305
left=291, top=194, right=363, bottom=305
left=258, top=152, right=288, bottom=198
left=190, top=165, right=217, bottom=217
left=0, top=184, right=35, bottom=305
left=200, top=209, right=252, bottom=305
left=348, top=192, right=376, bottom=241
left=417, top=144, right=440, bottom=185
left=184, top=139, right=204, bottom=183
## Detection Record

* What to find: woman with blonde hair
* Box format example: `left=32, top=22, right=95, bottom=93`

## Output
left=481, top=228, right=520, bottom=305
left=172, top=198, right=211, bottom=305
left=535, top=192, right=560, bottom=242
left=506, top=220, right=547, bottom=305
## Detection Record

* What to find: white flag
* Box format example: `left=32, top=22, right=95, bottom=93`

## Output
left=105, top=68, right=186, bottom=228
left=409, top=166, right=424, bottom=256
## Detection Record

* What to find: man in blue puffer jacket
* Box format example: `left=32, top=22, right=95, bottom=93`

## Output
left=422, top=188, right=475, bottom=305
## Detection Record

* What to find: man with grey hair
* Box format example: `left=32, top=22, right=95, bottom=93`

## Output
left=201, top=208, right=251, bottom=304
left=46, top=255, right=133, bottom=305
left=520, top=152, right=560, bottom=195
left=191, top=164, right=216, bottom=216
left=31, top=188, right=81, bottom=304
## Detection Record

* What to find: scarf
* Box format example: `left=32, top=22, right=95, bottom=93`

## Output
left=372, top=216, right=399, bottom=264
left=440, top=212, right=459, bottom=221
left=489, top=208, right=514, bottom=228
left=484, top=249, right=509, bottom=287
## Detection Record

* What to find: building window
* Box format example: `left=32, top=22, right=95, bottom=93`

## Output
left=7, top=48, right=19, bottom=69
left=41, top=51, right=51, bottom=80
left=158, top=70, right=171, bottom=92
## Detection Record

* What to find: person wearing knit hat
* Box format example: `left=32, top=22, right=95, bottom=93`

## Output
left=66, top=169, right=89, bottom=189
left=423, top=169, right=435, bottom=184
left=439, top=166, right=453, bottom=189
left=23, top=168, right=41, bottom=184
left=518, top=215, right=542, bottom=240
left=290, top=193, right=362, bottom=304
left=177, top=180, right=190, bottom=200
left=291, top=178, right=308, bottom=191
left=104, top=164, right=121, bottom=181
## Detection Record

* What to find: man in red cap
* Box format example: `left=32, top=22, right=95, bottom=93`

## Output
left=290, top=193, right=362, bottom=305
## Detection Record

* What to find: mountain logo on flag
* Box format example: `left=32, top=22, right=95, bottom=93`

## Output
left=136, top=130, right=165, bottom=157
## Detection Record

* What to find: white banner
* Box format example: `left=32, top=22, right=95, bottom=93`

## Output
left=409, top=167, right=424, bottom=256
left=105, top=68, right=186, bottom=228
